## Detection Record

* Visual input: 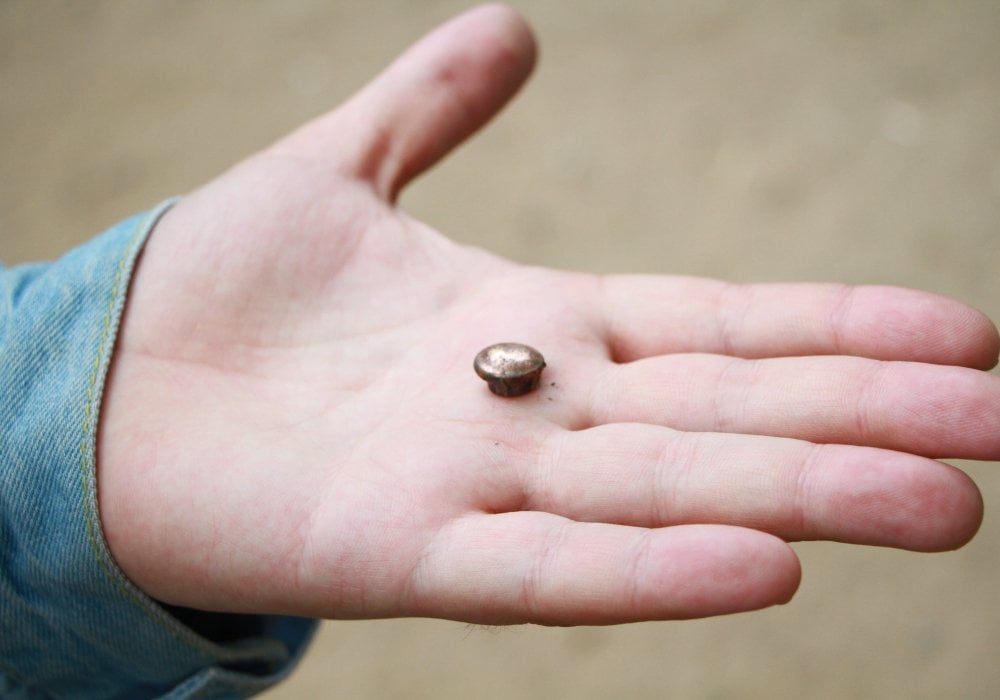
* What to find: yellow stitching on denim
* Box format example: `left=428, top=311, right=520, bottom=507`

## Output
left=77, top=209, right=195, bottom=648
left=77, top=203, right=291, bottom=673
left=80, top=224, right=145, bottom=586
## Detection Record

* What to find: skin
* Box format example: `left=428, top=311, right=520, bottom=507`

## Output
left=97, top=4, right=1000, bottom=626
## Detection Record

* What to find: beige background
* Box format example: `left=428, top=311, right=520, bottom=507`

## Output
left=2, top=2, right=999, bottom=698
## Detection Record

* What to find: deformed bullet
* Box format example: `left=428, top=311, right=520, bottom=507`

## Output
left=474, top=343, right=546, bottom=397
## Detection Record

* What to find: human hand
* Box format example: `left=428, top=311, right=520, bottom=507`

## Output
left=97, top=4, right=1000, bottom=625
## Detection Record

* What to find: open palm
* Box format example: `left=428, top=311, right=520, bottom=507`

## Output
left=97, top=5, right=1000, bottom=626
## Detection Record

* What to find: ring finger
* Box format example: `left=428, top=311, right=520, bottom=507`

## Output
left=517, top=423, right=982, bottom=552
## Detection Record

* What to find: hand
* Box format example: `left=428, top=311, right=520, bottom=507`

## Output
left=97, top=4, right=1000, bottom=625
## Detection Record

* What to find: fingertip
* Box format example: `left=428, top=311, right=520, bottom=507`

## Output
left=655, top=526, right=802, bottom=617
left=932, top=295, right=1000, bottom=370
left=730, top=529, right=802, bottom=609
left=472, top=3, right=539, bottom=70
left=912, top=464, right=984, bottom=553
left=823, top=450, right=986, bottom=553
left=865, top=287, right=1000, bottom=369
left=432, top=3, right=538, bottom=86
left=773, top=538, right=803, bottom=605
left=972, top=311, right=1000, bottom=370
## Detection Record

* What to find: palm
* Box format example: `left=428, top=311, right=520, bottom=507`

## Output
left=97, top=5, right=1000, bottom=626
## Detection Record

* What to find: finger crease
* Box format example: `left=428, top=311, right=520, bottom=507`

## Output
left=712, top=357, right=748, bottom=434
left=530, top=431, right=566, bottom=511
left=828, top=284, right=857, bottom=356
left=794, top=443, right=824, bottom=537
left=522, top=521, right=571, bottom=620
left=625, top=530, right=655, bottom=614
left=715, top=282, right=751, bottom=357
left=656, top=430, right=692, bottom=524
left=854, top=362, right=889, bottom=445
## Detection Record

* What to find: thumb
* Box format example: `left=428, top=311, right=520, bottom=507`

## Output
left=275, top=3, right=537, bottom=202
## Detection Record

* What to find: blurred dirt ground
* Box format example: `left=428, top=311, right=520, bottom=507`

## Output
left=2, top=2, right=999, bottom=698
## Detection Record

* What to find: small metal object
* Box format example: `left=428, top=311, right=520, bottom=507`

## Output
left=474, top=343, right=546, bottom=397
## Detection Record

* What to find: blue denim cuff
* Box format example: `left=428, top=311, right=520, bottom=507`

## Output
left=1, top=201, right=317, bottom=699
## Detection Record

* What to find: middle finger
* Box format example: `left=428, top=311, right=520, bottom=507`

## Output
left=583, top=354, right=1000, bottom=459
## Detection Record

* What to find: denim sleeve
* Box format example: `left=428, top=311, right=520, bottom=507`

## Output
left=0, top=201, right=317, bottom=699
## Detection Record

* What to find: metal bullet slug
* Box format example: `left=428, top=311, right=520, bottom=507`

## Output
left=474, top=343, right=546, bottom=397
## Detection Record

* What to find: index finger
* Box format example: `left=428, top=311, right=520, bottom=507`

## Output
left=599, top=277, right=1000, bottom=369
